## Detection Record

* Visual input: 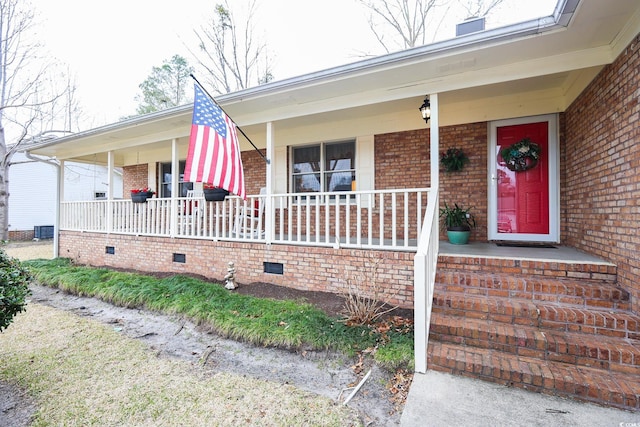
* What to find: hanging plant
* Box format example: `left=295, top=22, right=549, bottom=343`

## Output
left=500, top=138, right=541, bottom=172
left=440, top=148, right=469, bottom=172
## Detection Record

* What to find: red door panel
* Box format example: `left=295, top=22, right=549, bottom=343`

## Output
left=496, top=122, right=549, bottom=235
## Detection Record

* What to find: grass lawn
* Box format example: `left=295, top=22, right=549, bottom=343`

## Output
left=0, top=303, right=361, bottom=426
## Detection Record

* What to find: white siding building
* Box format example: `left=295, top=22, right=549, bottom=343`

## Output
left=8, top=152, right=123, bottom=240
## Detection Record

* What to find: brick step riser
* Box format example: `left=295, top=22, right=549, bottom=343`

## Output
left=432, top=295, right=640, bottom=339
left=435, top=282, right=630, bottom=311
left=427, top=342, right=640, bottom=411
left=437, top=255, right=618, bottom=283
left=428, top=325, right=640, bottom=375
left=435, top=273, right=629, bottom=310
left=426, top=358, right=638, bottom=412
left=437, top=257, right=617, bottom=284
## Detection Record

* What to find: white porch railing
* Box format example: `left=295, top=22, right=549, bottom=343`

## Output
left=413, top=187, right=439, bottom=373
left=60, top=188, right=430, bottom=251
left=271, top=189, right=428, bottom=250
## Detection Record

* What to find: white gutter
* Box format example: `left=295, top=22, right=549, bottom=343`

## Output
left=25, top=105, right=192, bottom=151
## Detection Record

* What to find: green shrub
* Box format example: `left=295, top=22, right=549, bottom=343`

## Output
left=0, top=249, right=32, bottom=332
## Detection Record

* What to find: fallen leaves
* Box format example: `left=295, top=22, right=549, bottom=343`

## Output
left=387, top=369, right=413, bottom=412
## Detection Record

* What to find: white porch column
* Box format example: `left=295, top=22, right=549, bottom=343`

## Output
left=170, top=138, right=179, bottom=237
left=414, top=93, right=439, bottom=374
left=265, top=122, right=274, bottom=245
left=430, top=94, right=439, bottom=192
left=106, top=151, right=114, bottom=233
left=53, top=159, right=64, bottom=258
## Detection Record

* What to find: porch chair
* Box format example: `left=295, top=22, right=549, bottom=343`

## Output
left=233, top=187, right=266, bottom=238
left=180, top=190, right=204, bottom=234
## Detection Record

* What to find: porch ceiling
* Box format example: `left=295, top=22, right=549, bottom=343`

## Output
left=27, top=0, right=640, bottom=164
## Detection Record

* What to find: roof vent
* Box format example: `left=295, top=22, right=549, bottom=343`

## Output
left=456, top=16, right=485, bottom=36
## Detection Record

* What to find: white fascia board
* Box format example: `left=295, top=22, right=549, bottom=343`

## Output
left=27, top=105, right=192, bottom=151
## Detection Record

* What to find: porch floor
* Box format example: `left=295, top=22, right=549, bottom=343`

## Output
left=438, top=241, right=613, bottom=265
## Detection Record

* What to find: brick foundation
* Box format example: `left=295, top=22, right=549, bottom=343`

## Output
left=59, top=231, right=415, bottom=308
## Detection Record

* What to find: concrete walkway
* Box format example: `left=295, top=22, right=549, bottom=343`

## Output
left=400, top=370, right=638, bottom=427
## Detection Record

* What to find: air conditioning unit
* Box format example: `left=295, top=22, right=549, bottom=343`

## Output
left=34, top=225, right=54, bottom=239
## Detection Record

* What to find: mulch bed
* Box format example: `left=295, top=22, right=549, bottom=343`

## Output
left=238, top=281, right=414, bottom=321
left=236, top=282, right=347, bottom=317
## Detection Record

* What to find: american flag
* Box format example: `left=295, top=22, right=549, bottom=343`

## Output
left=184, top=83, right=246, bottom=200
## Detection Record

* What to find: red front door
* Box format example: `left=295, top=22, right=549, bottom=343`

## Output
left=496, top=122, right=549, bottom=235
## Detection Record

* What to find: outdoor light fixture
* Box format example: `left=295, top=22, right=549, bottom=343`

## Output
left=419, top=95, right=431, bottom=123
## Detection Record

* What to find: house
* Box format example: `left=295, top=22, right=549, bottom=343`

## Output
left=27, top=0, right=640, bottom=411
left=8, top=151, right=123, bottom=240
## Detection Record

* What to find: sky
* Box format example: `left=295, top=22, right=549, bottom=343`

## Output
left=29, top=0, right=558, bottom=127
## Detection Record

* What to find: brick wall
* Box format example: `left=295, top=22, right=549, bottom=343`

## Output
left=123, top=164, right=149, bottom=199
left=242, top=149, right=267, bottom=195
left=59, top=231, right=415, bottom=308
left=8, top=230, right=34, bottom=241
left=564, top=33, right=640, bottom=312
left=376, top=122, right=489, bottom=241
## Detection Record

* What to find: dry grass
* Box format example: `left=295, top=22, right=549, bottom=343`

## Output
left=0, top=304, right=360, bottom=426
left=3, top=241, right=53, bottom=261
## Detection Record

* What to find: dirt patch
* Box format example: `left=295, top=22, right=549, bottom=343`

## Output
left=1, top=242, right=411, bottom=425
left=0, top=382, right=35, bottom=427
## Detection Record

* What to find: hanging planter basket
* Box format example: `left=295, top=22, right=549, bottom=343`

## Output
left=203, top=188, right=229, bottom=202
left=440, top=148, right=469, bottom=172
left=131, top=190, right=154, bottom=203
left=500, top=138, right=541, bottom=172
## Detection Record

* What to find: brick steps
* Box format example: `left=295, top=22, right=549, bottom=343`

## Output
left=430, top=313, right=640, bottom=375
left=432, top=291, right=640, bottom=338
left=428, top=341, right=640, bottom=411
left=436, top=271, right=630, bottom=310
left=427, top=253, right=640, bottom=411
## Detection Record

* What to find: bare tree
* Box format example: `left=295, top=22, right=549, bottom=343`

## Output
left=456, top=0, right=504, bottom=18
left=357, top=0, right=440, bottom=53
left=357, top=0, right=506, bottom=53
left=190, top=0, right=273, bottom=95
left=0, top=0, right=76, bottom=240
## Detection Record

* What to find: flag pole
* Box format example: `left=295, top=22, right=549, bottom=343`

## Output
left=189, top=74, right=269, bottom=164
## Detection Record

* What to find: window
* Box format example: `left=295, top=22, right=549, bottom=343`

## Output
left=291, top=140, right=355, bottom=194
left=159, top=161, right=193, bottom=198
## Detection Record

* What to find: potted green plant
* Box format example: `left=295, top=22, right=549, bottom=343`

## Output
left=130, top=187, right=155, bottom=203
left=439, top=202, right=476, bottom=244
left=203, top=183, right=229, bottom=201
left=440, top=148, right=469, bottom=172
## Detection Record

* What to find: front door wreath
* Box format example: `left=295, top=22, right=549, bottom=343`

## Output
left=500, top=138, right=541, bottom=172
